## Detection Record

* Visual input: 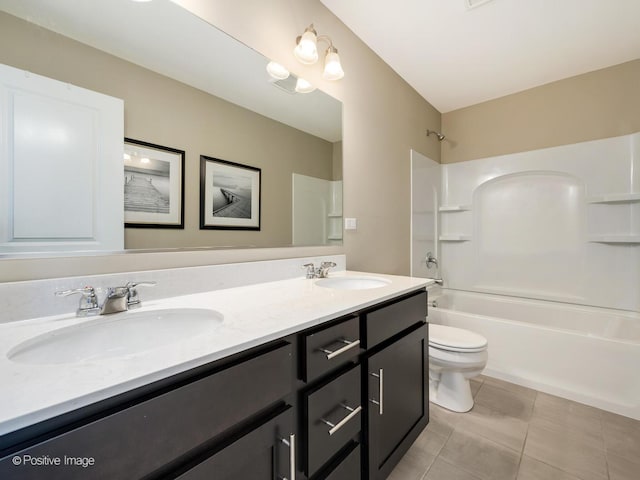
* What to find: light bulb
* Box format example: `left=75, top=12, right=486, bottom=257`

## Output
left=140, top=157, right=150, bottom=164
left=323, top=48, right=344, bottom=81
left=266, top=61, right=290, bottom=80
left=293, top=28, right=318, bottom=65
left=123, top=153, right=131, bottom=161
left=295, top=77, right=316, bottom=93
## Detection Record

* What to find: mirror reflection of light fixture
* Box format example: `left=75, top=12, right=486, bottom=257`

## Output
left=266, top=61, right=290, bottom=80
left=294, top=24, right=345, bottom=81
left=295, top=77, right=316, bottom=94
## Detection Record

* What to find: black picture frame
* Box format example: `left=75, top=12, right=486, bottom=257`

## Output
left=123, top=138, right=185, bottom=229
left=200, top=155, right=261, bottom=230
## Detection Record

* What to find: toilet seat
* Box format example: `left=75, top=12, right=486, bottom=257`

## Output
left=429, top=324, right=487, bottom=353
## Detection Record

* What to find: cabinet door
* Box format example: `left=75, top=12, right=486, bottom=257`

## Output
left=367, top=323, right=428, bottom=480
left=177, top=407, right=295, bottom=480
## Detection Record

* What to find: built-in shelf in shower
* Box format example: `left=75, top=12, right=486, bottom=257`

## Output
left=439, top=234, right=471, bottom=242
left=439, top=205, right=471, bottom=212
left=587, top=235, right=640, bottom=244
left=587, top=193, right=640, bottom=204
left=327, top=212, right=342, bottom=218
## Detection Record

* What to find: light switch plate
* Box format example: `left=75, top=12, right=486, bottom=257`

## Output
left=344, top=218, right=357, bottom=230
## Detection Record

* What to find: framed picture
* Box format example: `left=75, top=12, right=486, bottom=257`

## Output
left=123, top=138, right=185, bottom=229
left=200, top=155, right=261, bottom=230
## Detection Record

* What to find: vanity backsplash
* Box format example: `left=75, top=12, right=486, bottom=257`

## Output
left=0, top=255, right=346, bottom=323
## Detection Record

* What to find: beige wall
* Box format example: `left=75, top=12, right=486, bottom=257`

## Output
left=0, top=11, right=335, bottom=251
left=442, top=59, right=640, bottom=164
left=0, top=0, right=441, bottom=281
left=173, top=0, right=442, bottom=276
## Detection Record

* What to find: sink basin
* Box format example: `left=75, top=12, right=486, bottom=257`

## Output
left=8, top=308, right=224, bottom=365
left=315, top=276, right=391, bottom=290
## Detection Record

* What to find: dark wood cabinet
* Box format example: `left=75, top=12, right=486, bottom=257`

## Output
left=365, top=324, right=428, bottom=480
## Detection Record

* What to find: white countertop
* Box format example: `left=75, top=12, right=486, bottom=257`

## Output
left=0, top=271, right=430, bottom=436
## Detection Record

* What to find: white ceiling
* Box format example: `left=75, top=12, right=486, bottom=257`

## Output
left=321, top=0, right=640, bottom=113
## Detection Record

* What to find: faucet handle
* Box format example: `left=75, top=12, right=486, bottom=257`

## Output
left=302, top=263, right=316, bottom=279
left=125, top=281, right=157, bottom=308
left=55, top=286, right=99, bottom=316
left=318, top=261, right=337, bottom=278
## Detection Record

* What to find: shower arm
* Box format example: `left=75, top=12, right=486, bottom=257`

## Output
left=426, top=129, right=445, bottom=141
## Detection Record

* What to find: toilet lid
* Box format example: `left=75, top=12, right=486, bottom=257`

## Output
left=429, top=324, right=487, bottom=352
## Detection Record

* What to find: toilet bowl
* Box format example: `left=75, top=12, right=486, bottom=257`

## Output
left=428, top=324, right=488, bottom=412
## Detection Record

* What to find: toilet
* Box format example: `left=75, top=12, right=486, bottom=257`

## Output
left=428, top=324, right=488, bottom=412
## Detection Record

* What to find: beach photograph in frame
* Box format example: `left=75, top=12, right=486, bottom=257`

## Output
left=123, top=138, right=185, bottom=229
left=200, top=155, right=261, bottom=230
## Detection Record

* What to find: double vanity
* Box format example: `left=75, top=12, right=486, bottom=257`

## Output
left=0, top=261, right=430, bottom=479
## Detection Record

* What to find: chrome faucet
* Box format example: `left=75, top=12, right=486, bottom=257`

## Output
left=303, top=261, right=337, bottom=279
left=56, top=281, right=156, bottom=316
left=425, top=252, right=439, bottom=269
left=55, top=286, right=100, bottom=317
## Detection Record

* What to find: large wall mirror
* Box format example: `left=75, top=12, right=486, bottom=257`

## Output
left=0, top=0, right=343, bottom=256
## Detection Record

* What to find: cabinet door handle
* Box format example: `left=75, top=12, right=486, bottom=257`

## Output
left=320, top=403, right=362, bottom=436
left=369, top=369, right=384, bottom=415
left=279, top=433, right=295, bottom=480
left=317, top=338, right=360, bottom=360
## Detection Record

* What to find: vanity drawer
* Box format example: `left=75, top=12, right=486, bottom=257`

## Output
left=303, top=314, right=360, bottom=382
left=323, top=443, right=361, bottom=480
left=0, top=342, right=293, bottom=480
left=364, top=290, right=427, bottom=348
left=305, top=365, right=361, bottom=477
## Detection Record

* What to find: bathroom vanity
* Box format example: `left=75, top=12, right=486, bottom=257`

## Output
left=0, top=270, right=429, bottom=480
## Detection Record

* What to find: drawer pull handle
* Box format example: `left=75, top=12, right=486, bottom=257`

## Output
left=370, top=369, right=384, bottom=415
left=320, top=404, right=362, bottom=436
left=317, top=338, right=360, bottom=360
left=278, top=433, right=295, bottom=480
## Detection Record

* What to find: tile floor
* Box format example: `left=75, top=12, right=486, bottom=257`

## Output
left=388, top=375, right=640, bottom=480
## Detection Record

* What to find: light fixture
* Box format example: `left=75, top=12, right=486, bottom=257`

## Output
left=293, top=24, right=344, bottom=80
left=323, top=46, right=344, bottom=81
left=266, top=61, right=290, bottom=80
left=293, top=25, right=319, bottom=65
left=295, top=77, right=316, bottom=94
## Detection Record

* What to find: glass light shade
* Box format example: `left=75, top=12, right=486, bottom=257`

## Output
left=293, top=30, right=319, bottom=64
left=295, top=77, right=316, bottom=94
left=266, top=61, right=290, bottom=80
left=323, top=50, right=344, bottom=80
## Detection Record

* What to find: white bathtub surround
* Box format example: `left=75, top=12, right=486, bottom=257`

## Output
left=439, top=131, right=640, bottom=312
left=0, top=264, right=430, bottom=435
left=428, top=324, right=488, bottom=412
left=429, top=288, right=640, bottom=420
left=0, top=254, right=346, bottom=323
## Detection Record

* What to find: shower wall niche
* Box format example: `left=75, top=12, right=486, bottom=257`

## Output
left=439, top=132, right=640, bottom=312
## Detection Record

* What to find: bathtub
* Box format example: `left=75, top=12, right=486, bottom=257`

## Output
left=428, top=289, right=640, bottom=420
